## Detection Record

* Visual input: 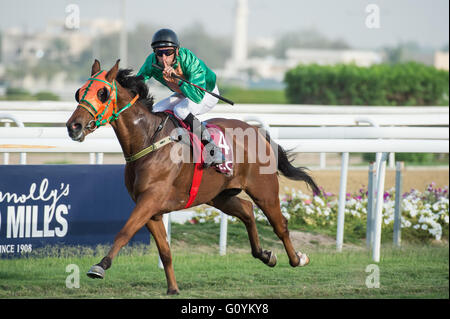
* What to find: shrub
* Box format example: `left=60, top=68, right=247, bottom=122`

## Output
left=219, top=86, right=287, bottom=104
left=2, top=88, right=60, bottom=101
left=284, top=62, right=449, bottom=106
left=33, top=91, right=60, bottom=101
left=5, top=87, right=35, bottom=100
left=362, top=153, right=436, bottom=164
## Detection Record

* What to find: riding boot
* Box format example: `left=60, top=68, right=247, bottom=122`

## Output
left=183, top=113, right=225, bottom=168
left=200, top=124, right=227, bottom=168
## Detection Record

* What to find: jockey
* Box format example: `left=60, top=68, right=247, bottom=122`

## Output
left=137, top=28, right=225, bottom=168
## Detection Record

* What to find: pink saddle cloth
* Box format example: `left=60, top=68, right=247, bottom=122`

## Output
left=164, top=111, right=233, bottom=176
left=204, top=124, right=234, bottom=176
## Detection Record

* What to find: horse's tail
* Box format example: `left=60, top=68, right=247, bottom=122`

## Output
left=263, top=130, right=321, bottom=195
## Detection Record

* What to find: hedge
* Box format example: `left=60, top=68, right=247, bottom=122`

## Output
left=218, top=86, right=287, bottom=104
left=1, top=88, right=60, bottom=101
left=284, top=62, right=449, bottom=106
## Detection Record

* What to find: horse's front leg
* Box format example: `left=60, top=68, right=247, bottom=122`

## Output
left=87, top=192, right=159, bottom=279
left=146, top=216, right=179, bottom=295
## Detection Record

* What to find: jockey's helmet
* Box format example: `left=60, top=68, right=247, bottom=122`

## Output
left=151, top=29, right=180, bottom=49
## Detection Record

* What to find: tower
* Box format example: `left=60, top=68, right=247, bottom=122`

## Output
left=231, top=0, right=248, bottom=65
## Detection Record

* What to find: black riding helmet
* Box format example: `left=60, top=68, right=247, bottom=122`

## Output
left=151, top=29, right=180, bottom=49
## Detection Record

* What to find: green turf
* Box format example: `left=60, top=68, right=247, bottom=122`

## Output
left=0, top=223, right=448, bottom=299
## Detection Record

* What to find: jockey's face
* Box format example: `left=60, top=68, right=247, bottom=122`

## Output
left=155, top=46, right=178, bottom=66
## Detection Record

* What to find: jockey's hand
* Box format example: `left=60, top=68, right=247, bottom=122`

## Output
left=162, top=60, right=184, bottom=93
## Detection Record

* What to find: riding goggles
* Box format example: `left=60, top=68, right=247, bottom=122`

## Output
left=154, top=48, right=176, bottom=57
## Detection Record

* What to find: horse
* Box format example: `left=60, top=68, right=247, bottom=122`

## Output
left=66, top=59, right=320, bottom=295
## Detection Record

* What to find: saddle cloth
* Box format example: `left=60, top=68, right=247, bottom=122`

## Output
left=162, top=111, right=233, bottom=208
left=164, top=111, right=234, bottom=176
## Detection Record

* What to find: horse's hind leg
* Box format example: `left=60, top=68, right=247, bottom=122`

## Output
left=146, top=216, right=179, bottom=295
left=245, top=175, right=309, bottom=267
left=208, top=194, right=277, bottom=267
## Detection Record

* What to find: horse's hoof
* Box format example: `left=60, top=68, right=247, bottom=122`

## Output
left=264, top=250, right=277, bottom=267
left=167, top=288, right=180, bottom=295
left=87, top=265, right=105, bottom=279
left=297, top=251, right=310, bottom=267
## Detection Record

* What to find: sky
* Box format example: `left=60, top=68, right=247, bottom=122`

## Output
left=0, top=0, right=448, bottom=50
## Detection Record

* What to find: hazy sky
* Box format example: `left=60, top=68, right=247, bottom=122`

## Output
left=0, top=0, right=448, bottom=49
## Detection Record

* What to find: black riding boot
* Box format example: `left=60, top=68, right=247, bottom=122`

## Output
left=184, top=113, right=225, bottom=168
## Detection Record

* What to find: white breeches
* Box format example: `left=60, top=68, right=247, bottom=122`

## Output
left=152, top=85, right=219, bottom=120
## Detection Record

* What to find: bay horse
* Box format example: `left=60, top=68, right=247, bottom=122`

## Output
left=66, top=59, right=320, bottom=295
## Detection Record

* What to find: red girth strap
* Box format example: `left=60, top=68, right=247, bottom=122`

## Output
left=162, top=111, right=204, bottom=209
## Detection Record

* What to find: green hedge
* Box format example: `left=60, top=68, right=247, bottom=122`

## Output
left=284, top=62, right=449, bottom=105
left=218, top=86, right=288, bottom=104
left=1, top=88, right=60, bottom=101
left=362, top=153, right=436, bottom=165
left=33, top=91, right=60, bottom=101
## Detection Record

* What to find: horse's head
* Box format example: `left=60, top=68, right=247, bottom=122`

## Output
left=66, top=59, right=121, bottom=142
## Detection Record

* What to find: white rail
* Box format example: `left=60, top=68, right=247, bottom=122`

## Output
left=1, top=111, right=448, bottom=127
left=1, top=102, right=449, bottom=263
left=1, top=101, right=448, bottom=114
left=1, top=102, right=449, bottom=126
left=1, top=127, right=448, bottom=154
left=6, top=123, right=449, bottom=139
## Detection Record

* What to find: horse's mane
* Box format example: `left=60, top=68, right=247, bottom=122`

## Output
left=116, top=69, right=154, bottom=112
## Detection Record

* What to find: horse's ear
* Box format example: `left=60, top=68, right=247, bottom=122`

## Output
left=91, top=59, right=101, bottom=76
left=106, top=59, right=120, bottom=82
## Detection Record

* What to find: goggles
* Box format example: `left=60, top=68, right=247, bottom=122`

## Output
left=154, top=48, right=176, bottom=57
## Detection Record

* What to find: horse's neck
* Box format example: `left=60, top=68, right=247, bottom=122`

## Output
left=111, top=98, right=161, bottom=158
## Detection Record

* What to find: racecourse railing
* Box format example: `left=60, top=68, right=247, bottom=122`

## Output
left=1, top=102, right=448, bottom=156
left=1, top=101, right=449, bottom=262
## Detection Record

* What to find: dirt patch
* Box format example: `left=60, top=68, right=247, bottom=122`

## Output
left=289, top=230, right=335, bottom=247
left=288, top=230, right=362, bottom=251
left=171, top=240, right=225, bottom=254
left=171, top=229, right=357, bottom=255
left=170, top=229, right=344, bottom=254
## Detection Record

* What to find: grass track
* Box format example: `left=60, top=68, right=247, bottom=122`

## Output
left=0, top=223, right=448, bottom=299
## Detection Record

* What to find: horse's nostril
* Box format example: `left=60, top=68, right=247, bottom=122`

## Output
left=71, top=123, right=82, bottom=132
left=67, top=121, right=85, bottom=141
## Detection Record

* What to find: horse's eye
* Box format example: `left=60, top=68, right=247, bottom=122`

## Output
left=97, top=87, right=110, bottom=103
left=75, top=89, right=80, bottom=102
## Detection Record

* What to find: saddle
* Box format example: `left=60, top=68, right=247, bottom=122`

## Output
left=163, top=111, right=233, bottom=176
left=161, top=111, right=233, bottom=209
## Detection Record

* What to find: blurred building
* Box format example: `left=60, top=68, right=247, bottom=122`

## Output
left=0, top=64, right=5, bottom=96
left=1, top=18, right=121, bottom=65
left=0, top=18, right=122, bottom=99
left=1, top=27, right=52, bottom=65
left=434, top=51, right=449, bottom=71
left=221, top=0, right=382, bottom=88
left=285, top=49, right=383, bottom=67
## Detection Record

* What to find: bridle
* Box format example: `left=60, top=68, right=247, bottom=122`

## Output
left=75, top=69, right=174, bottom=163
left=76, top=70, right=139, bottom=129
